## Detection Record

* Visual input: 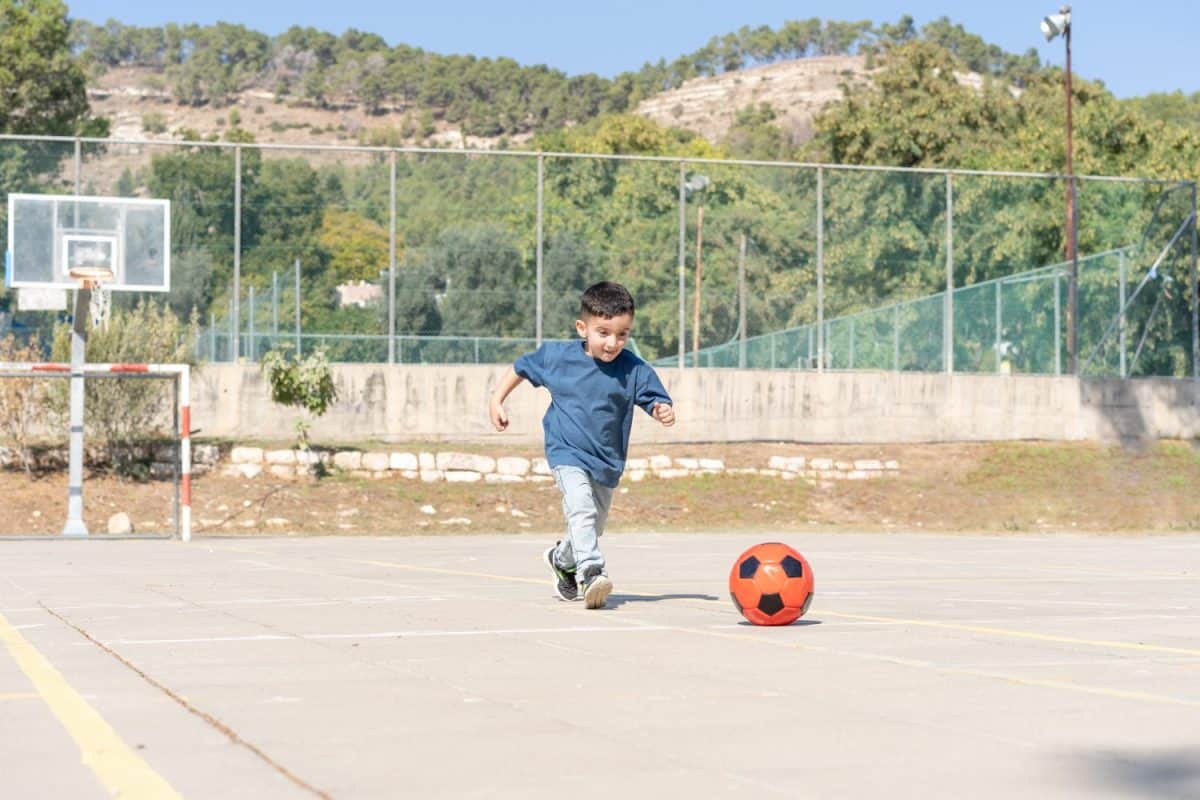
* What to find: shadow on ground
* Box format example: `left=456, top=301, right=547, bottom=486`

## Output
left=605, top=593, right=719, bottom=609
left=1071, top=749, right=1200, bottom=799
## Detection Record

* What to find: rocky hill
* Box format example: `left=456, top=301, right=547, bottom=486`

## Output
left=635, top=55, right=870, bottom=145
left=86, top=57, right=875, bottom=150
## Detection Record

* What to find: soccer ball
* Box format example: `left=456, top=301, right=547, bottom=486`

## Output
left=728, top=542, right=814, bottom=626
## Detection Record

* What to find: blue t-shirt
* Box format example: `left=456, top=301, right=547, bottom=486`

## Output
left=514, top=341, right=672, bottom=487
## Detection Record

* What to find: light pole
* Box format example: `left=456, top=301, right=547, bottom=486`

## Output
left=1042, top=6, right=1077, bottom=373
left=685, top=174, right=710, bottom=365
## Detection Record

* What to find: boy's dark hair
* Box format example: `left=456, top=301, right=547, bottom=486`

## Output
left=579, top=281, right=635, bottom=319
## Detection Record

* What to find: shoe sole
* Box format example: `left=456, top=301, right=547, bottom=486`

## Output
left=584, top=576, right=613, bottom=609
left=544, top=547, right=577, bottom=602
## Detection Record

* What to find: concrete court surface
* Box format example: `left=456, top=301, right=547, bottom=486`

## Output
left=1, top=532, right=1198, bottom=800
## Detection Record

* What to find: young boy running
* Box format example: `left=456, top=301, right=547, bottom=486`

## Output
left=488, top=282, right=675, bottom=608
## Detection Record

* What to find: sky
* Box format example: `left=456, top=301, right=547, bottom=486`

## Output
left=65, top=0, right=1199, bottom=99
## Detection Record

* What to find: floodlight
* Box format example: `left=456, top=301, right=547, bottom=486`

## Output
left=1041, top=11, right=1070, bottom=41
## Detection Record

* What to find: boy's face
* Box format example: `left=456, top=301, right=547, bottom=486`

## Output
left=576, top=312, right=633, bottom=362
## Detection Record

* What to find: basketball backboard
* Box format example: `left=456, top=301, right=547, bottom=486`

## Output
left=5, top=194, right=170, bottom=291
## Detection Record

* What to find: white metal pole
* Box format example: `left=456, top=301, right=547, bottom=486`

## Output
left=62, top=289, right=90, bottom=536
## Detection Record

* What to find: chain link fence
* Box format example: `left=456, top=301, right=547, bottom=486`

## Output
left=1, top=134, right=1195, bottom=375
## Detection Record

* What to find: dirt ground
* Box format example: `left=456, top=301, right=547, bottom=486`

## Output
left=4, top=440, right=1200, bottom=537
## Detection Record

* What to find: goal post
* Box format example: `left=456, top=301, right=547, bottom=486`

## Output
left=0, top=362, right=192, bottom=541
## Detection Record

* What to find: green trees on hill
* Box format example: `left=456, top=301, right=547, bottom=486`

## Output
left=67, top=15, right=1050, bottom=139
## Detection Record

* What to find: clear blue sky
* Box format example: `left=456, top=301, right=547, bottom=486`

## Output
left=66, top=0, right=1198, bottom=98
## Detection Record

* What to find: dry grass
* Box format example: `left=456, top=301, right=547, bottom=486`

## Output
left=3, top=441, right=1200, bottom=536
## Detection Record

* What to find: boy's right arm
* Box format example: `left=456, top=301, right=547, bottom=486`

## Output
left=488, top=365, right=526, bottom=431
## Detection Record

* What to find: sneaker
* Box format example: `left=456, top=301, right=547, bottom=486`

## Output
left=544, top=544, right=578, bottom=602
left=580, top=566, right=613, bottom=610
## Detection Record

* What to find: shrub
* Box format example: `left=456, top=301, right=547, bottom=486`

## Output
left=49, top=302, right=198, bottom=472
left=0, top=335, right=48, bottom=475
left=260, top=347, right=338, bottom=456
left=142, top=111, right=167, bottom=134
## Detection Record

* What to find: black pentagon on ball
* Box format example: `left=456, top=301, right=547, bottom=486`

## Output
left=780, top=555, right=804, bottom=578
left=757, top=592, right=784, bottom=616
left=738, top=555, right=760, bottom=579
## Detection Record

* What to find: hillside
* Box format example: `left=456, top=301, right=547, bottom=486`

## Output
left=86, top=59, right=875, bottom=150
left=87, top=66, right=534, bottom=150
left=635, top=55, right=869, bottom=144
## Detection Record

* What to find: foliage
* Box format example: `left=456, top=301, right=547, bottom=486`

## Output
left=1125, top=91, right=1200, bottom=132
left=64, top=15, right=1038, bottom=140
left=260, top=346, right=338, bottom=449
left=318, top=209, right=390, bottom=284
left=47, top=302, right=198, bottom=471
left=0, top=0, right=105, bottom=136
left=0, top=335, right=47, bottom=474
left=142, top=110, right=167, bottom=133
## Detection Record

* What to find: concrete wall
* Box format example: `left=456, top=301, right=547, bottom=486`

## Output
left=190, top=364, right=1200, bottom=444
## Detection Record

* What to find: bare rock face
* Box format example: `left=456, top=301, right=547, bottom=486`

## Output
left=634, top=55, right=871, bottom=144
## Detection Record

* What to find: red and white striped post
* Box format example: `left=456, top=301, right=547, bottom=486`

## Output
left=0, top=362, right=192, bottom=541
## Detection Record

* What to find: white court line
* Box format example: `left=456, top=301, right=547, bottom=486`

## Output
left=0, top=595, right=448, bottom=614
left=105, top=625, right=677, bottom=646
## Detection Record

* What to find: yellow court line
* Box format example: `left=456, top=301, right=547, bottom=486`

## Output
left=821, top=610, right=1200, bottom=657
left=0, top=611, right=182, bottom=800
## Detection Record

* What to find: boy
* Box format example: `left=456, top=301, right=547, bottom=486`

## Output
left=488, top=282, right=675, bottom=609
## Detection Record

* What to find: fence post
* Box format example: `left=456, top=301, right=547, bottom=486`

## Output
left=848, top=318, right=855, bottom=368
left=73, top=137, right=81, bottom=194
left=738, top=233, right=747, bottom=369
left=209, top=312, right=216, bottom=361
left=233, top=145, right=242, bottom=360
left=272, top=270, right=279, bottom=346
left=893, top=304, right=900, bottom=371
left=678, top=162, right=687, bottom=367
left=995, top=281, right=1002, bottom=374
left=1192, top=183, right=1198, bottom=381
left=248, top=285, right=256, bottom=362
left=388, top=150, right=397, bottom=364
left=816, top=166, right=825, bottom=373
left=1055, top=271, right=1062, bottom=375
left=294, top=258, right=301, bottom=356
left=945, top=171, right=954, bottom=374
left=536, top=154, right=544, bottom=346
left=1119, top=250, right=1127, bottom=378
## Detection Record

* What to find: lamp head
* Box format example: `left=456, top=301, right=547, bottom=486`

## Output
left=685, top=174, right=710, bottom=193
left=1041, top=10, right=1071, bottom=41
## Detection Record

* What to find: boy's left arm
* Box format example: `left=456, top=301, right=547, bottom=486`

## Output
left=636, top=365, right=675, bottom=427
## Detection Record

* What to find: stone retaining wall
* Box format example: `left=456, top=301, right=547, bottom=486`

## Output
left=223, top=447, right=900, bottom=488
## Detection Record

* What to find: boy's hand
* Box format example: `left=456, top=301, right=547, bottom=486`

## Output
left=489, top=399, right=509, bottom=432
left=652, top=403, right=675, bottom=427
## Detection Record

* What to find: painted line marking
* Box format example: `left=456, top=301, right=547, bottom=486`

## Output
left=0, top=610, right=183, bottom=799
left=109, top=625, right=676, bottom=646
left=821, top=610, right=1200, bottom=658
left=347, top=559, right=1200, bottom=707
left=0, top=691, right=40, bottom=702
left=660, top=624, right=1200, bottom=709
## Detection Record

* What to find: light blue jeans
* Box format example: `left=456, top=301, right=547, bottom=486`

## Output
left=550, top=465, right=614, bottom=578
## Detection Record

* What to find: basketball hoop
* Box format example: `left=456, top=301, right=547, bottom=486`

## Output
left=69, top=264, right=115, bottom=289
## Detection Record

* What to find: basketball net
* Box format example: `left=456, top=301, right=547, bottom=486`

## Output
left=88, top=282, right=111, bottom=330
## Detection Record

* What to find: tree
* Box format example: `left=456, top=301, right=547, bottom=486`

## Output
left=0, top=0, right=105, bottom=135
left=318, top=209, right=389, bottom=284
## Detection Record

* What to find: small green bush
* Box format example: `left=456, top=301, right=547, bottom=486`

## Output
left=142, top=111, right=168, bottom=134
left=260, top=347, right=338, bottom=453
